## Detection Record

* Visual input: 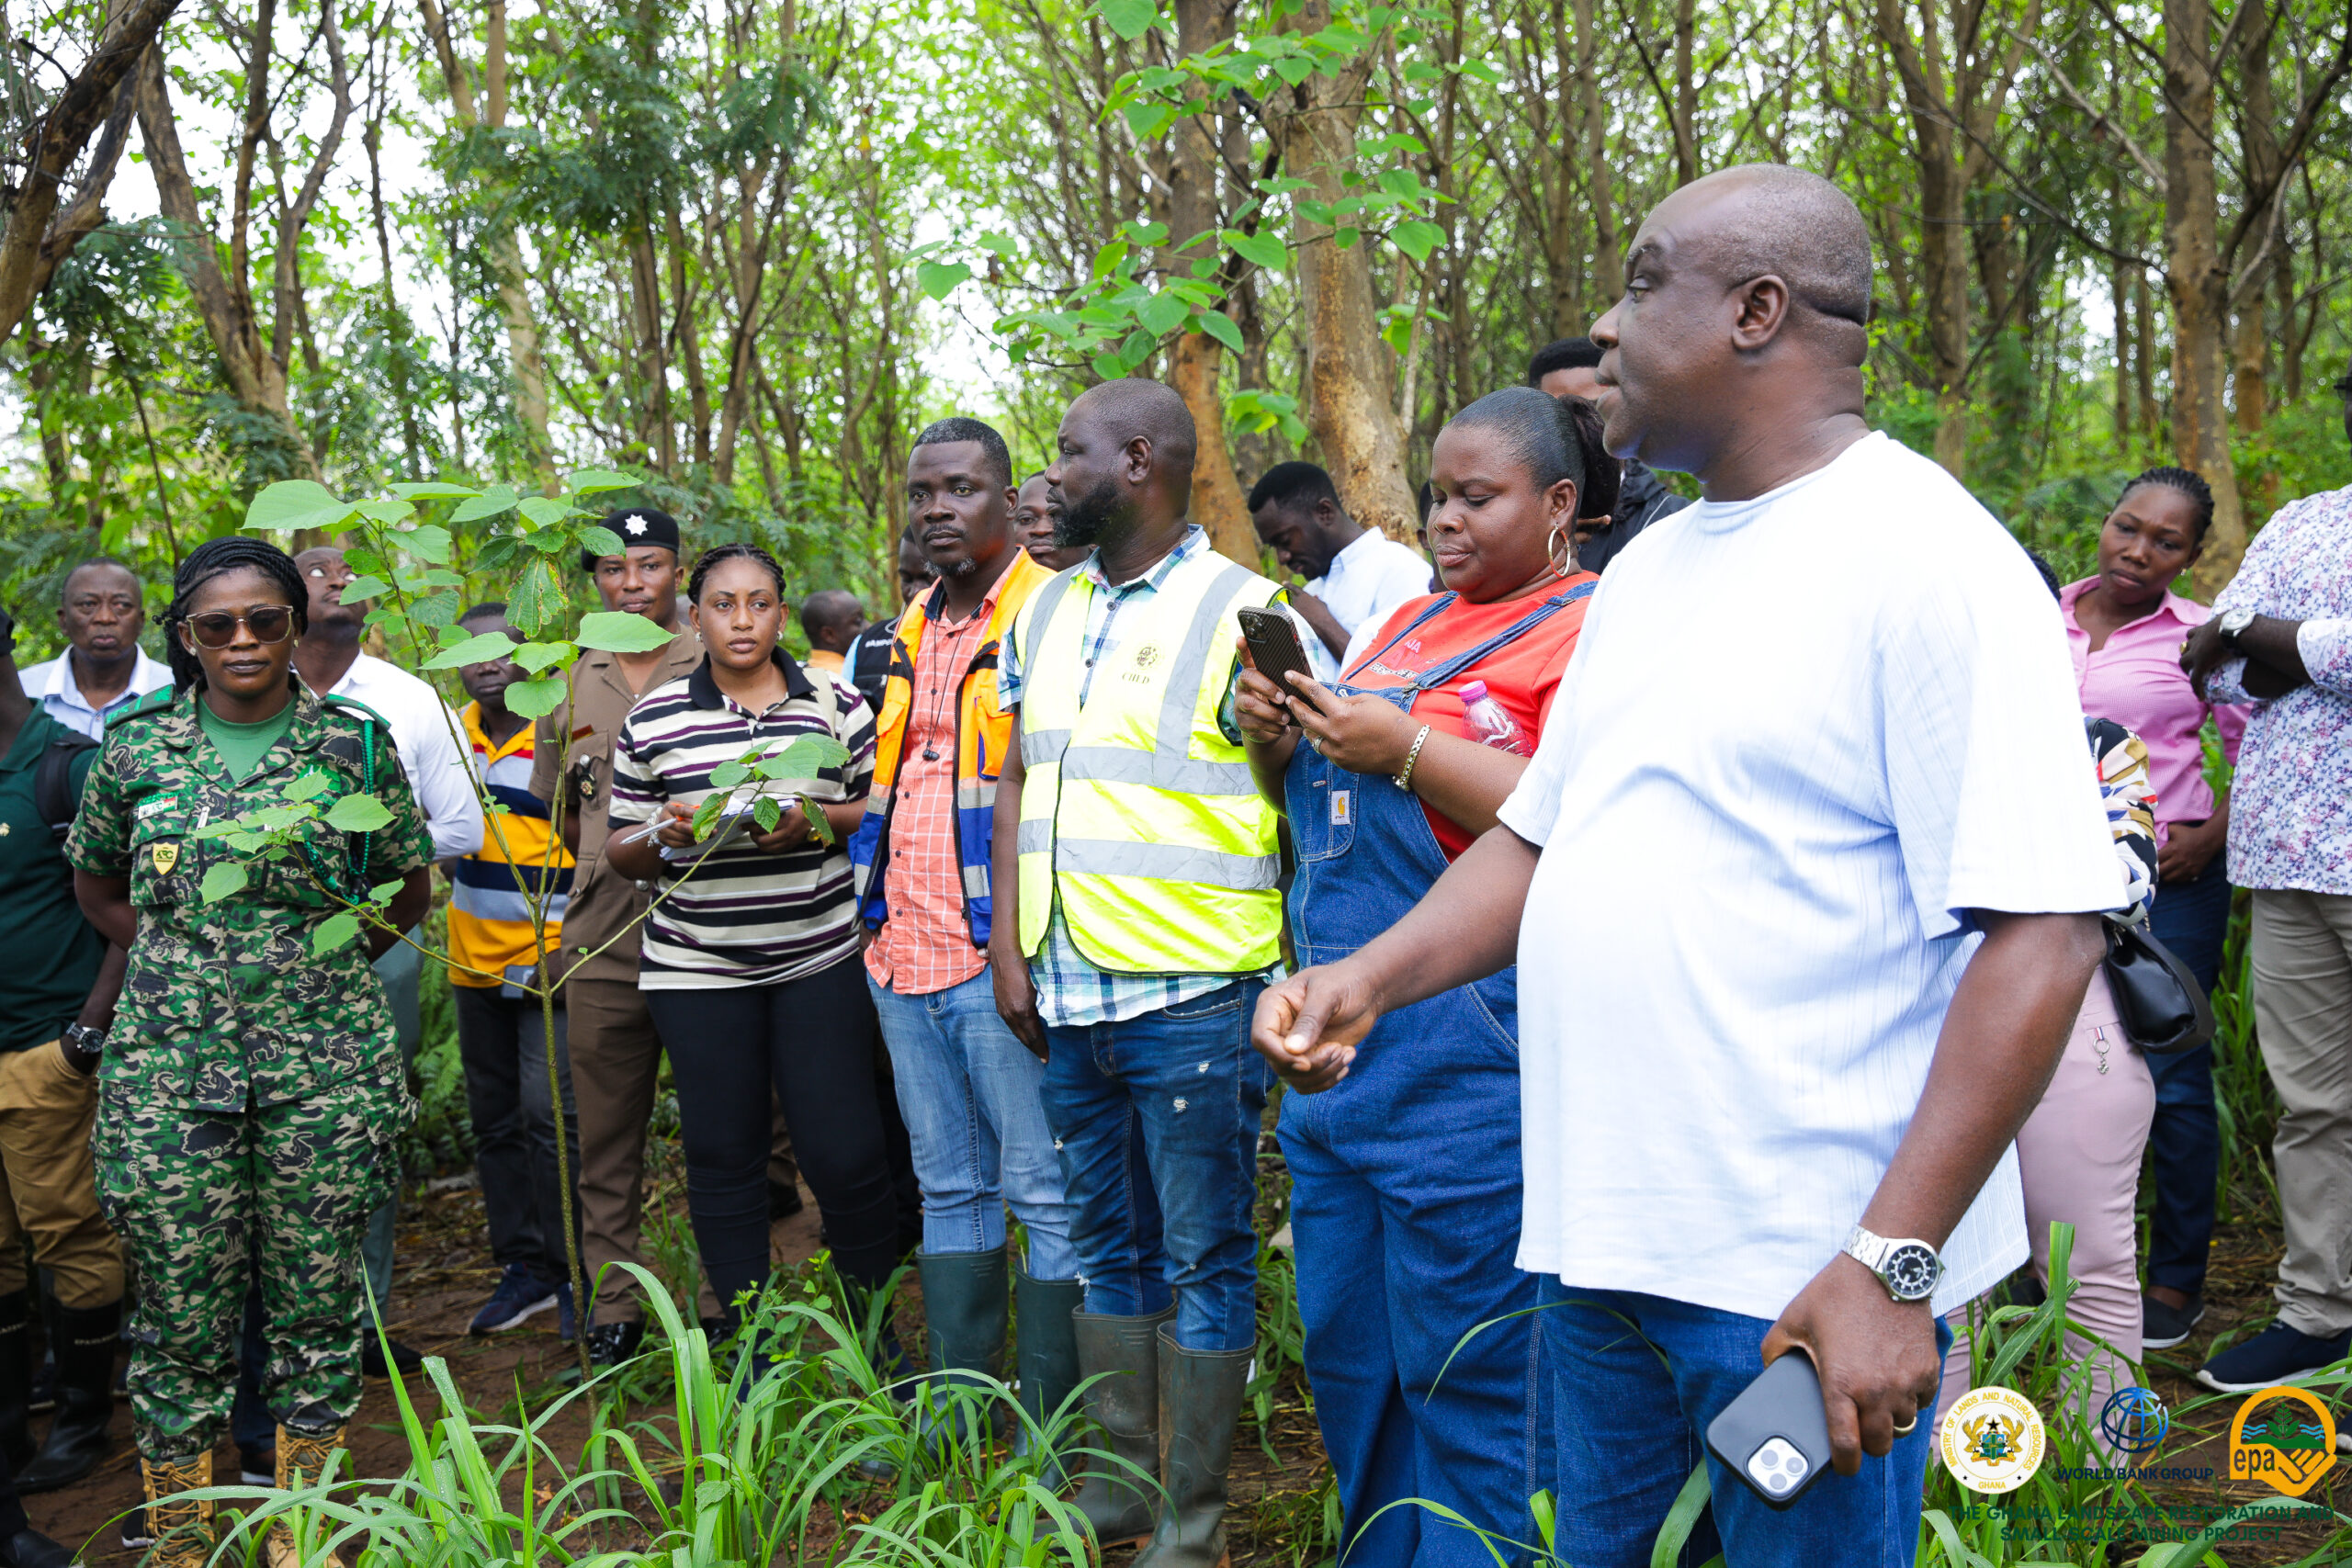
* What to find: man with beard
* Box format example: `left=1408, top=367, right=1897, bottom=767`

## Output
left=848, top=419, right=1080, bottom=1449
left=989, top=380, right=1295, bottom=1567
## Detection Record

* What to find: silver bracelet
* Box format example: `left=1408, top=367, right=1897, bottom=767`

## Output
left=1393, top=724, right=1432, bottom=791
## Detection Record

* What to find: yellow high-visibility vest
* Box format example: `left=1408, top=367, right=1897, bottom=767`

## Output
left=1012, top=548, right=1284, bottom=974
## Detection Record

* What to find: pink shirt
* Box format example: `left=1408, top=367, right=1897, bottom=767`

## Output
left=2060, top=578, right=2246, bottom=844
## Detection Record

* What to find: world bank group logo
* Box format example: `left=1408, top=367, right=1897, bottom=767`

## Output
left=1940, top=1387, right=2046, bottom=1493
left=2229, top=1385, right=2338, bottom=1496
left=2100, top=1386, right=2169, bottom=1456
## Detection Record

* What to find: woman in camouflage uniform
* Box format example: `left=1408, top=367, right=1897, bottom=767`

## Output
left=66, top=537, right=432, bottom=1566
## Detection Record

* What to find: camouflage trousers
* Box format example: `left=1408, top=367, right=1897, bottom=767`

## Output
left=94, top=1080, right=404, bottom=1460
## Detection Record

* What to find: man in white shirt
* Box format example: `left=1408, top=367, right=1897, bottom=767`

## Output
left=1254, top=165, right=2117, bottom=1567
left=20, top=560, right=170, bottom=739
left=291, top=544, right=484, bottom=1379
left=1249, top=462, right=1432, bottom=679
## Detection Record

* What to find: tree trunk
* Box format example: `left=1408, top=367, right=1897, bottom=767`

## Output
left=134, top=46, right=318, bottom=479
left=2232, top=6, right=2278, bottom=434
left=2162, top=0, right=2244, bottom=591
left=1575, top=0, right=1618, bottom=313
left=0, top=0, right=182, bottom=343
left=1163, top=0, right=1255, bottom=565
left=1276, top=0, right=1419, bottom=544
left=1670, top=0, right=1698, bottom=186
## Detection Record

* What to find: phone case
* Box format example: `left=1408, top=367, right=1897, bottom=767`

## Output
left=1704, top=1351, right=1832, bottom=1511
left=1238, top=607, right=1326, bottom=715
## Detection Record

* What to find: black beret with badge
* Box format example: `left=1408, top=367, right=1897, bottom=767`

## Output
left=580, top=505, right=683, bottom=571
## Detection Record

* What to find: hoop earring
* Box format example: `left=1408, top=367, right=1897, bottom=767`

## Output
left=1546, top=523, right=1576, bottom=577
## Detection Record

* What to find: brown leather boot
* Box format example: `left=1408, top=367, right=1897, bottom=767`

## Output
left=268, top=1423, right=350, bottom=1567
left=140, top=1450, right=214, bottom=1568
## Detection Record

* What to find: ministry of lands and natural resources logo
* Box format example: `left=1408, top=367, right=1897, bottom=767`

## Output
left=2048, top=1387, right=2214, bottom=1483
left=1941, top=1388, right=2046, bottom=1493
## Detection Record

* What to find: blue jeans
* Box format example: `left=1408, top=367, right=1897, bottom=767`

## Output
left=2144, top=857, right=2233, bottom=1294
left=1543, top=1282, right=1941, bottom=1568
left=870, top=971, right=1078, bottom=1280
left=1039, top=979, right=1270, bottom=1352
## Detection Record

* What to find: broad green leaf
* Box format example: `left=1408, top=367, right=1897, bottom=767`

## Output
left=1099, top=0, right=1157, bottom=39
left=568, top=468, right=641, bottom=495
left=576, top=525, right=626, bottom=560
left=518, top=495, right=575, bottom=529
left=244, top=479, right=355, bottom=535
left=400, top=524, right=453, bottom=564
left=752, top=796, right=783, bottom=832
left=311, top=910, right=362, bottom=957
left=368, top=879, right=405, bottom=904
left=511, top=641, right=575, bottom=674
left=1223, top=228, right=1286, bottom=270
left=282, top=769, right=338, bottom=802
left=1090, top=238, right=1130, bottom=283
left=710, top=761, right=752, bottom=789
left=976, top=231, right=1019, bottom=258
left=1335, top=225, right=1361, bottom=249
left=1121, top=102, right=1177, bottom=140
left=576, top=611, right=679, bottom=654
left=503, top=676, right=569, bottom=719
left=339, top=574, right=391, bottom=602
left=1391, top=220, right=1444, bottom=262
left=475, top=536, right=522, bottom=573
left=1136, top=290, right=1190, bottom=337
left=387, top=481, right=483, bottom=501
left=325, top=794, right=395, bottom=832
left=353, top=500, right=416, bottom=525
left=507, top=559, right=563, bottom=636
left=916, top=259, right=972, bottom=299
left=1091, top=350, right=1129, bottom=381
left=802, top=795, right=837, bottom=846
left=410, top=592, right=460, bottom=628
left=200, top=863, right=249, bottom=905
left=1272, top=55, right=1315, bottom=85
left=422, top=631, right=520, bottom=671
left=1196, top=310, right=1244, bottom=355
left=451, top=485, right=519, bottom=523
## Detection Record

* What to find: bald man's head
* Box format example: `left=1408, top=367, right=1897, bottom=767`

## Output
left=1048, top=379, right=1199, bottom=550
left=1588, top=163, right=1873, bottom=488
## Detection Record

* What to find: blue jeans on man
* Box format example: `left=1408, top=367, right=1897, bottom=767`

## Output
left=1541, top=1281, right=1945, bottom=1568
left=2143, top=857, right=2233, bottom=1295
left=1038, top=979, right=1269, bottom=1352
left=868, top=971, right=1077, bottom=1277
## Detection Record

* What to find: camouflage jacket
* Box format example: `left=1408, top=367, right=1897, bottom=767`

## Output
left=65, top=682, right=433, bottom=1111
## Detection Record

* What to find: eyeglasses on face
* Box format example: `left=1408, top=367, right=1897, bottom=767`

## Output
left=183, top=606, right=296, bottom=648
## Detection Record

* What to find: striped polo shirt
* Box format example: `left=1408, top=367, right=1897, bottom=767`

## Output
left=609, top=651, right=876, bottom=989
left=447, top=703, right=572, bottom=987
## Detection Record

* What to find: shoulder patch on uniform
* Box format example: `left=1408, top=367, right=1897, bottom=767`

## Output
left=105, top=686, right=177, bottom=729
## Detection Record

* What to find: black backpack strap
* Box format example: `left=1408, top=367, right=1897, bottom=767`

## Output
left=35, top=730, right=99, bottom=840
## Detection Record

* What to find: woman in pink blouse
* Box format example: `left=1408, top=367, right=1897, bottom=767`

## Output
left=2060, top=466, right=2247, bottom=1354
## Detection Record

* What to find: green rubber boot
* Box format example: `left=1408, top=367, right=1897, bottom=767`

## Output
left=1012, top=1261, right=1084, bottom=1485
left=914, top=1247, right=1010, bottom=1442
left=1070, top=1305, right=1173, bottom=1551
left=1135, top=1324, right=1253, bottom=1568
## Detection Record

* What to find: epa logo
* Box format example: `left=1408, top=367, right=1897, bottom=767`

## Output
left=2230, top=1386, right=2338, bottom=1497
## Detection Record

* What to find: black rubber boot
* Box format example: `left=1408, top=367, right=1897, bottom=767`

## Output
left=17, top=1297, right=119, bottom=1491
left=1135, top=1324, right=1253, bottom=1568
left=0, top=1292, right=31, bottom=1472
left=0, top=1526, right=75, bottom=1567
left=1012, top=1262, right=1083, bottom=1485
left=1070, top=1305, right=1173, bottom=1551
left=914, top=1247, right=1009, bottom=1442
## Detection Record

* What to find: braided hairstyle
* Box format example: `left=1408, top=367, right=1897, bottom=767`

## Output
left=2117, top=466, right=2215, bottom=545
left=687, top=541, right=787, bottom=604
left=164, top=537, right=308, bottom=691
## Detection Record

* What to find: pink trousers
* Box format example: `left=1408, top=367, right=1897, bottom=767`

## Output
left=1934, top=974, right=2154, bottom=1451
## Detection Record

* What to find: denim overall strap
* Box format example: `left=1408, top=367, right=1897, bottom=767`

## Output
left=1344, top=580, right=1596, bottom=706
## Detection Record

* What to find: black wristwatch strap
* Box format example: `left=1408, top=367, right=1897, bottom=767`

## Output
left=59, top=1024, right=104, bottom=1073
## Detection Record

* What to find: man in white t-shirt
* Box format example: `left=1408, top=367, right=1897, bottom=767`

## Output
left=1254, top=165, right=2118, bottom=1567
left=1249, top=462, right=1432, bottom=680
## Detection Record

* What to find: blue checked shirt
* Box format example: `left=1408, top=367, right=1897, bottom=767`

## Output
left=999, top=525, right=1289, bottom=1028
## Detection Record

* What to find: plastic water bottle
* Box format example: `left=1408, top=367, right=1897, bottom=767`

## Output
left=1459, top=680, right=1532, bottom=756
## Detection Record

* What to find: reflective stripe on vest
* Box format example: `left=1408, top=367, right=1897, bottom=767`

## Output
left=1012, top=550, right=1284, bottom=974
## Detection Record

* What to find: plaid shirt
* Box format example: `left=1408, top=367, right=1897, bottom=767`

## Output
left=864, top=592, right=999, bottom=995
left=1001, top=525, right=1284, bottom=1028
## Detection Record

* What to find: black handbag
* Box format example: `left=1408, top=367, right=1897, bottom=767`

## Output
left=2100, top=917, right=2215, bottom=1055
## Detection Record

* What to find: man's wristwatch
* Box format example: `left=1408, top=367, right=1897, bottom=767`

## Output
left=1844, top=1225, right=1944, bottom=1303
left=2216, top=607, right=2257, bottom=649
left=59, top=1023, right=106, bottom=1074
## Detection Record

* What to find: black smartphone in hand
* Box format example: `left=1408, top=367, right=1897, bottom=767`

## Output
left=1705, top=1349, right=1834, bottom=1511
left=1238, top=605, right=1326, bottom=716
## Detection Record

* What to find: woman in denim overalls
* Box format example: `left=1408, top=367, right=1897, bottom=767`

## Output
left=1238, top=389, right=1617, bottom=1567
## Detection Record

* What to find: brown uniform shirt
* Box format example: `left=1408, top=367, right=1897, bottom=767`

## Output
left=528, top=628, right=705, bottom=985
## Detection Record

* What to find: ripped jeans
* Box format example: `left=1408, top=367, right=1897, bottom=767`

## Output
left=1038, top=978, right=1271, bottom=1352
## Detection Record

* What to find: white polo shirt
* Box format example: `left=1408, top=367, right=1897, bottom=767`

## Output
left=1304, top=528, right=1434, bottom=679
left=327, top=653, right=484, bottom=859
left=1497, top=433, right=2120, bottom=1321
left=20, top=647, right=173, bottom=739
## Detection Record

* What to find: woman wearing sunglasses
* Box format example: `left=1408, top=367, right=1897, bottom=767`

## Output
left=66, top=536, right=433, bottom=1567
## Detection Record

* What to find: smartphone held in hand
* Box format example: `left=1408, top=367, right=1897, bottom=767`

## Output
left=1705, top=1349, right=1834, bottom=1510
left=1238, top=605, right=1327, bottom=716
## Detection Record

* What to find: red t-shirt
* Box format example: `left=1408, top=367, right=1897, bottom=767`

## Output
left=1340, top=574, right=1597, bottom=859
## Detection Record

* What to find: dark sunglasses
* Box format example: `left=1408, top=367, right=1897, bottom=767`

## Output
left=184, top=607, right=295, bottom=648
